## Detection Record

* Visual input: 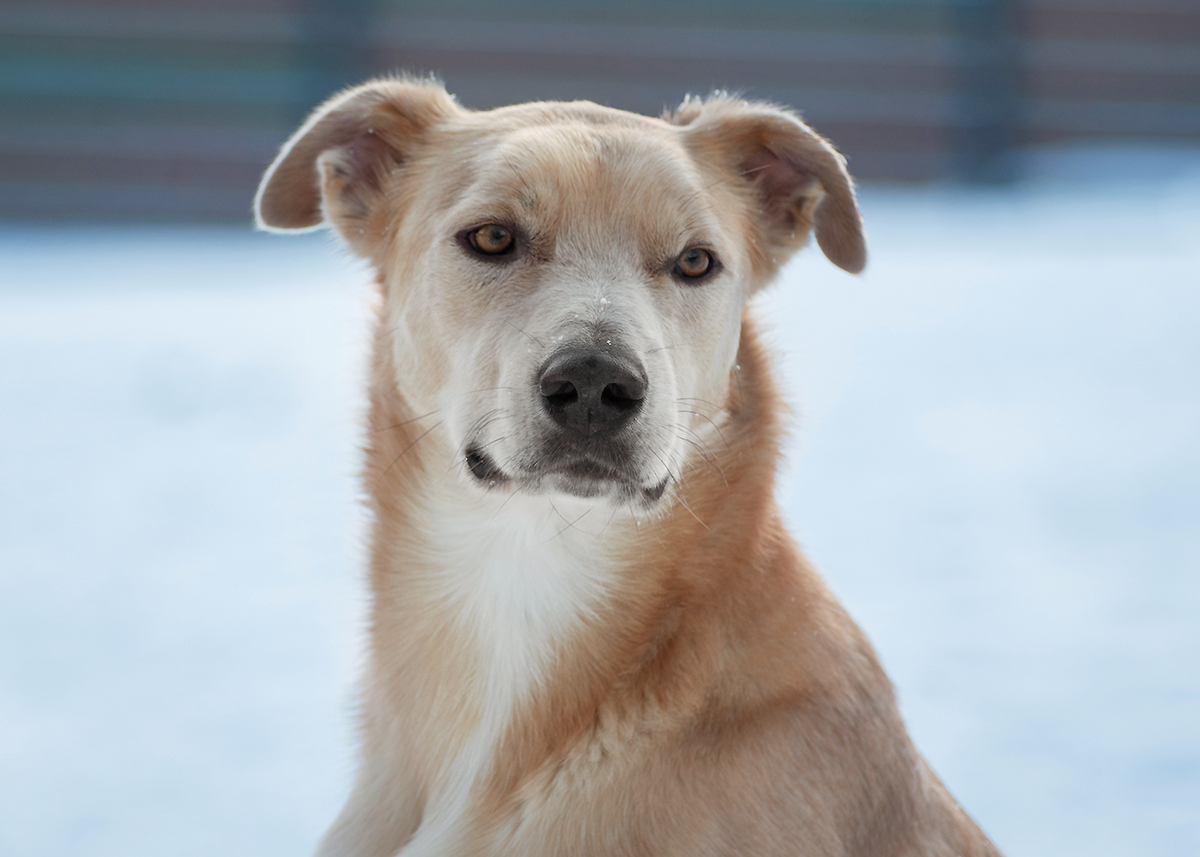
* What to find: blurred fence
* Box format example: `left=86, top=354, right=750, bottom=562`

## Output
left=1, top=0, right=1197, bottom=221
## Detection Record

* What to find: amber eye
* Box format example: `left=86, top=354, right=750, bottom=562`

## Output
left=674, top=247, right=714, bottom=280
left=468, top=224, right=515, bottom=256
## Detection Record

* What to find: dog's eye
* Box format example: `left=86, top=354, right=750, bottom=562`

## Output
left=674, top=248, right=714, bottom=280
left=468, top=224, right=515, bottom=256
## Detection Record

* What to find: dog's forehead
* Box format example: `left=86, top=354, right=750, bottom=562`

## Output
left=451, top=109, right=722, bottom=243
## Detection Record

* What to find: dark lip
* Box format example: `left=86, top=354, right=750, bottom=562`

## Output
left=552, top=458, right=627, bottom=483
left=466, top=446, right=668, bottom=504
left=642, top=475, right=670, bottom=502
left=466, top=447, right=508, bottom=483
left=546, top=464, right=667, bottom=504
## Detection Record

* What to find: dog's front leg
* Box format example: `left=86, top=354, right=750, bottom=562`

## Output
left=314, top=758, right=422, bottom=857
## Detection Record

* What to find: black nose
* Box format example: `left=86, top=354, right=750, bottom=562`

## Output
left=539, top=349, right=647, bottom=435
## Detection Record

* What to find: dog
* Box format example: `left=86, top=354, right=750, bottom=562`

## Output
left=254, top=77, right=1002, bottom=857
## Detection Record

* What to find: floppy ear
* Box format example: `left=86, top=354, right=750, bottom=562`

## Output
left=254, top=77, right=460, bottom=250
left=671, top=95, right=866, bottom=275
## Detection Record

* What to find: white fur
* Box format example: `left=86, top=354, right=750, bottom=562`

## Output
left=394, top=478, right=623, bottom=856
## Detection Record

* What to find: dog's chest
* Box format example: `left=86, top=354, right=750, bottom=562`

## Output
left=398, top=493, right=621, bottom=852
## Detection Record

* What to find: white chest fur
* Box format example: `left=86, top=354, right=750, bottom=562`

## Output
left=397, top=488, right=624, bottom=854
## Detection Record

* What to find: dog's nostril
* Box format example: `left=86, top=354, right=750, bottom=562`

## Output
left=541, top=379, right=578, bottom=407
left=601, top=381, right=642, bottom=411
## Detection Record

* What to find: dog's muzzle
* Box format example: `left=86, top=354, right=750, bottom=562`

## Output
left=465, top=345, right=667, bottom=503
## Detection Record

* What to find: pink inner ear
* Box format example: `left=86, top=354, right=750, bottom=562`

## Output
left=340, top=129, right=396, bottom=192
left=741, top=147, right=810, bottom=202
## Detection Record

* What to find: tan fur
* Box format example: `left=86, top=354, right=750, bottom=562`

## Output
left=256, top=77, right=1000, bottom=857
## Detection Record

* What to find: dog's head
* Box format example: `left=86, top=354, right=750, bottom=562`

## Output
left=256, top=79, right=864, bottom=510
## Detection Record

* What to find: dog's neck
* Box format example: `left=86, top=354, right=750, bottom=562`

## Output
left=357, top=307, right=792, bottom=845
left=410, top=481, right=630, bottom=700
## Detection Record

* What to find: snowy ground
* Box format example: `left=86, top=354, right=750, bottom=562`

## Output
left=1, top=173, right=1197, bottom=856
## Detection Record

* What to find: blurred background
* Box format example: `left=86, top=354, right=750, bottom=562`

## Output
left=2, top=0, right=1199, bottom=216
left=1, top=2, right=1197, bottom=856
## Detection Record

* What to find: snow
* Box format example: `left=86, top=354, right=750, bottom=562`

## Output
left=1, top=173, right=1197, bottom=856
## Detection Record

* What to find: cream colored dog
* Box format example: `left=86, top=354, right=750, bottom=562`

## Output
left=255, top=78, right=1001, bottom=857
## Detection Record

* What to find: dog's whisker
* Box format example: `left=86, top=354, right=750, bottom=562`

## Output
left=503, top=319, right=545, bottom=348
left=597, top=504, right=620, bottom=540
left=463, top=407, right=511, bottom=444
left=446, top=456, right=468, bottom=479
left=677, top=407, right=731, bottom=450
left=629, top=493, right=667, bottom=548
left=647, top=447, right=688, bottom=500
left=646, top=447, right=699, bottom=527
left=675, top=494, right=710, bottom=531
left=475, top=435, right=508, bottom=451
left=677, top=421, right=710, bottom=446
left=676, top=395, right=724, bottom=406
left=381, top=421, right=443, bottom=475
left=371, top=409, right=441, bottom=435
left=486, top=488, right=519, bottom=523
left=544, top=502, right=591, bottom=543
left=675, top=430, right=728, bottom=488
left=466, top=406, right=506, bottom=432
left=466, top=385, right=520, bottom=395
left=548, top=500, right=571, bottom=526
left=443, top=434, right=509, bottom=478
left=466, top=416, right=507, bottom=444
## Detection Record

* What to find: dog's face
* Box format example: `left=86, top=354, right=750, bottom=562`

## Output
left=397, top=117, right=750, bottom=508
left=256, top=82, right=865, bottom=510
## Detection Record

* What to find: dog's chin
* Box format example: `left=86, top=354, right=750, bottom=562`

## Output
left=465, top=446, right=669, bottom=509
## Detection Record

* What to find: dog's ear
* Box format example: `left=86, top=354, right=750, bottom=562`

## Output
left=254, top=77, right=460, bottom=248
left=670, top=95, right=866, bottom=275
